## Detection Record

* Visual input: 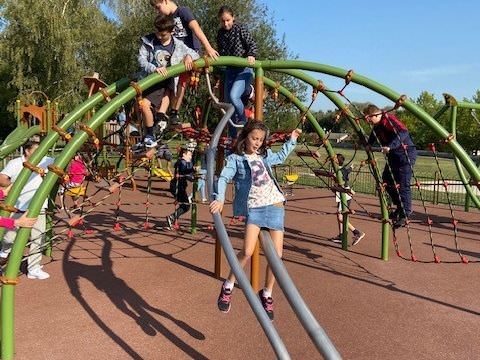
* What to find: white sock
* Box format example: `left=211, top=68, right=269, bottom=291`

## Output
left=262, top=288, right=272, bottom=298
left=223, top=280, right=234, bottom=290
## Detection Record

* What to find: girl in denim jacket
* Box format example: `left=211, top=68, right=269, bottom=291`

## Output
left=210, top=120, right=301, bottom=320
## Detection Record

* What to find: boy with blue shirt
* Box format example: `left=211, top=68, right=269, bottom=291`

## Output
left=138, top=14, right=199, bottom=148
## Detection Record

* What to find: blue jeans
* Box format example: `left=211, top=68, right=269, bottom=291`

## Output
left=197, top=169, right=207, bottom=200
left=224, top=67, right=253, bottom=138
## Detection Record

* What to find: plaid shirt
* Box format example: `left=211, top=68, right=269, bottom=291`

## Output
left=217, top=23, right=257, bottom=58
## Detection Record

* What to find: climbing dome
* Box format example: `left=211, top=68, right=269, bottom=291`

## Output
left=1, top=56, right=480, bottom=359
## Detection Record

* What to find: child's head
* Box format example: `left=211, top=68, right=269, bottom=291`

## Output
left=150, top=0, right=175, bottom=15
left=179, top=147, right=193, bottom=161
left=234, top=120, right=269, bottom=156
left=154, top=14, right=175, bottom=40
left=363, top=104, right=383, bottom=125
left=22, top=140, right=40, bottom=158
left=218, top=5, right=235, bottom=30
left=336, top=153, right=345, bottom=166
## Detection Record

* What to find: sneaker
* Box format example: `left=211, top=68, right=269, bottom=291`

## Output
left=27, top=268, right=50, bottom=280
left=217, top=285, right=232, bottom=313
left=168, top=110, right=181, bottom=125
left=352, top=230, right=365, bottom=246
left=393, top=217, right=407, bottom=229
left=331, top=234, right=342, bottom=243
left=166, top=215, right=174, bottom=230
left=143, top=135, right=157, bottom=148
left=389, top=209, right=399, bottom=221
left=0, top=255, right=9, bottom=266
left=188, top=194, right=193, bottom=204
left=258, top=290, right=274, bottom=321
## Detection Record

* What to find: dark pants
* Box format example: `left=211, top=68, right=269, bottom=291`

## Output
left=383, top=151, right=416, bottom=216
left=170, top=189, right=190, bottom=220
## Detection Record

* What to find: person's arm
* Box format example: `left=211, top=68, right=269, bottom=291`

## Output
left=240, top=25, right=257, bottom=64
left=210, top=155, right=237, bottom=213
left=387, top=129, right=412, bottom=150
left=188, top=20, right=219, bottom=59
left=138, top=39, right=157, bottom=74
left=0, top=217, right=15, bottom=230
left=265, top=129, right=301, bottom=166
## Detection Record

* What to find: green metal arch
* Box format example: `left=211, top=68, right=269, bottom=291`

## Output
left=2, top=56, right=480, bottom=358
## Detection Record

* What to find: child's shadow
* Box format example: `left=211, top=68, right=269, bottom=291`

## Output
left=62, top=238, right=207, bottom=359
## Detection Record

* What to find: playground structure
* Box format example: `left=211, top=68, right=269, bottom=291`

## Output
left=0, top=56, right=480, bottom=358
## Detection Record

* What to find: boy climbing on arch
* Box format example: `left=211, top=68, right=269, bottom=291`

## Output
left=363, top=104, right=417, bottom=228
left=138, top=13, right=200, bottom=148
left=151, top=0, right=219, bottom=125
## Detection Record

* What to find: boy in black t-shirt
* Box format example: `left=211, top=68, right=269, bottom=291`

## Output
left=138, top=14, right=199, bottom=148
left=150, top=0, right=219, bottom=124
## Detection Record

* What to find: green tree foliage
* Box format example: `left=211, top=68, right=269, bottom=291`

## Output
left=0, top=0, right=118, bottom=137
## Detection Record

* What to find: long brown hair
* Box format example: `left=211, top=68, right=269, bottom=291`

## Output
left=233, top=120, right=269, bottom=156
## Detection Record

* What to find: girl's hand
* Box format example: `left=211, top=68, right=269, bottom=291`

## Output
left=209, top=200, right=224, bottom=214
left=247, top=56, right=255, bottom=65
left=291, top=128, right=302, bottom=141
left=156, top=66, right=168, bottom=76
left=381, top=146, right=390, bottom=154
left=183, top=55, right=193, bottom=71
left=15, top=212, right=36, bottom=228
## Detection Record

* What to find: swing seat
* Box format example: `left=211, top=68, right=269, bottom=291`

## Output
left=153, top=168, right=173, bottom=181
left=284, top=174, right=299, bottom=184
left=65, top=186, right=86, bottom=197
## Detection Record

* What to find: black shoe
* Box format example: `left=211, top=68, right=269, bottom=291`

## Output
left=217, top=285, right=232, bottom=313
left=258, top=290, right=274, bottom=321
left=168, top=110, right=181, bottom=125
left=389, top=209, right=399, bottom=220
left=352, top=230, right=365, bottom=246
left=393, top=217, right=407, bottom=229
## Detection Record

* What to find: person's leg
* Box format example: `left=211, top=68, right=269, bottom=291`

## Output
left=217, top=223, right=261, bottom=313
left=170, top=73, right=189, bottom=113
left=264, top=229, right=284, bottom=293
left=229, top=68, right=253, bottom=125
left=226, top=224, right=261, bottom=284
left=382, top=164, right=400, bottom=208
left=140, top=98, right=154, bottom=129
left=0, top=213, right=21, bottom=261
left=27, top=214, right=47, bottom=275
left=174, top=203, right=191, bottom=220
left=397, top=164, right=413, bottom=217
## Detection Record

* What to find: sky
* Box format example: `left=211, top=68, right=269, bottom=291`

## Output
left=258, top=0, right=480, bottom=111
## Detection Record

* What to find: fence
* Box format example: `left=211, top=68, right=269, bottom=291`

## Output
left=274, top=164, right=477, bottom=207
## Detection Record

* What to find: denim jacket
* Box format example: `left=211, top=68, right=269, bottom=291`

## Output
left=215, top=138, right=297, bottom=217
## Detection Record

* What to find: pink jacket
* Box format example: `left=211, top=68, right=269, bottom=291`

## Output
left=0, top=189, right=15, bottom=229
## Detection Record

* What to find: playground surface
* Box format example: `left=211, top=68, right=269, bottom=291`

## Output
left=10, top=180, right=480, bottom=359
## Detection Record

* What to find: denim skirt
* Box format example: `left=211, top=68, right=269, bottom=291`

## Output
left=246, top=203, right=285, bottom=231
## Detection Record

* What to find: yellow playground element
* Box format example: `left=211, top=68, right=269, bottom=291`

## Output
left=283, top=173, right=299, bottom=196
left=152, top=167, right=173, bottom=181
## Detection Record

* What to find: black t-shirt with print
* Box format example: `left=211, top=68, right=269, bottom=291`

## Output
left=172, top=6, right=202, bottom=54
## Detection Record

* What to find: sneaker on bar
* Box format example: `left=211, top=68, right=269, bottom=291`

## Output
left=258, top=289, right=274, bottom=321
left=143, top=135, right=157, bottom=148
left=27, top=268, right=50, bottom=280
left=217, top=285, right=232, bottom=313
left=168, top=110, right=181, bottom=126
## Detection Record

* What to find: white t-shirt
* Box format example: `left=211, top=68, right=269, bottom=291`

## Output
left=1, top=156, right=55, bottom=211
left=245, top=153, right=285, bottom=208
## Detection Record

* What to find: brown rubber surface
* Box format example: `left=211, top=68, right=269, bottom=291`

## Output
left=10, top=181, right=480, bottom=359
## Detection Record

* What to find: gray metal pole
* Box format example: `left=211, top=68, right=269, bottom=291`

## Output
left=260, top=230, right=342, bottom=360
